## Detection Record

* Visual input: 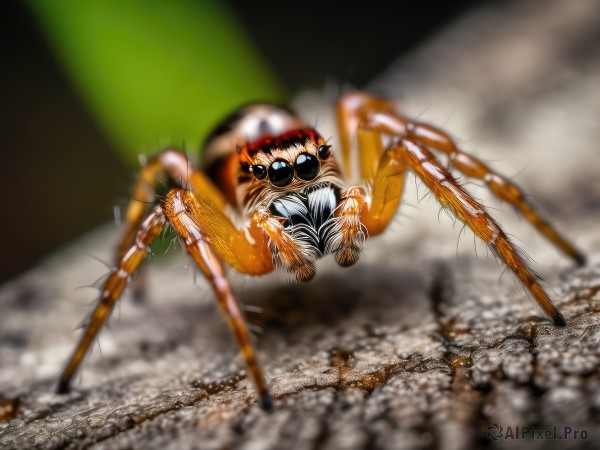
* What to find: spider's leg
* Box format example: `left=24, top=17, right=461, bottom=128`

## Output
left=116, top=150, right=189, bottom=301
left=118, top=150, right=226, bottom=266
left=391, top=139, right=566, bottom=325
left=338, top=92, right=583, bottom=265
left=358, top=135, right=566, bottom=325
left=382, top=110, right=584, bottom=266
left=119, top=151, right=187, bottom=262
left=336, top=92, right=395, bottom=181
left=57, top=208, right=166, bottom=393
left=336, top=93, right=408, bottom=236
left=358, top=129, right=408, bottom=236
left=162, top=189, right=273, bottom=410
left=118, top=150, right=228, bottom=299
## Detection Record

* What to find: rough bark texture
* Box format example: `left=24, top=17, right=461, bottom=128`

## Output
left=1, top=1, right=599, bottom=448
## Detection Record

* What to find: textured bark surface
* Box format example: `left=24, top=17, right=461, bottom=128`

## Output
left=1, top=1, right=600, bottom=448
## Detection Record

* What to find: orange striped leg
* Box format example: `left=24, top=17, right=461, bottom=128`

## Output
left=57, top=208, right=166, bottom=393
left=336, top=92, right=396, bottom=180
left=337, top=93, right=407, bottom=237
left=118, top=150, right=229, bottom=298
left=360, top=134, right=408, bottom=237
left=391, top=139, right=566, bottom=325
left=116, top=150, right=192, bottom=301
left=371, top=110, right=585, bottom=266
left=163, top=189, right=273, bottom=410
left=338, top=92, right=583, bottom=265
left=339, top=93, right=571, bottom=323
left=117, top=150, right=191, bottom=263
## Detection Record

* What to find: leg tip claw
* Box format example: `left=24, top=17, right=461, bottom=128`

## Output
left=553, top=312, right=567, bottom=327
left=575, top=253, right=587, bottom=267
left=259, top=393, right=274, bottom=412
left=56, top=380, right=71, bottom=395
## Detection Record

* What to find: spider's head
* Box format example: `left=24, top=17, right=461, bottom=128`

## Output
left=240, top=128, right=340, bottom=194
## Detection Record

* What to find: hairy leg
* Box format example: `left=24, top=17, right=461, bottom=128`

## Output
left=118, top=149, right=226, bottom=266
left=395, top=139, right=565, bottom=325
left=397, top=114, right=584, bottom=265
left=337, top=93, right=408, bottom=237
left=361, top=101, right=583, bottom=265
left=331, top=187, right=368, bottom=266
left=57, top=208, right=166, bottom=393
left=117, top=150, right=190, bottom=301
left=339, top=92, right=577, bottom=323
left=163, top=189, right=272, bottom=410
left=358, top=127, right=408, bottom=236
left=59, top=187, right=274, bottom=409
left=252, top=207, right=317, bottom=281
left=345, top=132, right=566, bottom=324
left=336, top=92, right=395, bottom=181
left=337, top=92, right=583, bottom=265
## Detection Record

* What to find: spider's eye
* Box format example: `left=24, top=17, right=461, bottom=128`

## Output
left=294, top=152, right=319, bottom=181
left=268, top=160, right=294, bottom=187
left=318, top=144, right=331, bottom=160
left=251, top=164, right=267, bottom=180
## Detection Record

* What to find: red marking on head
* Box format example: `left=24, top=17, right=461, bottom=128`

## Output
left=244, top=128, right=322, bottom=157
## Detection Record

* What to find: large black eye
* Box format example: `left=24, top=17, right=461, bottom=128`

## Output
left=318, top=145, right=331, bottom=160
left=268, top=160, right=294, bottom=187
left=251, top=164, right=267, bottom=180
left=294, top=153, right=319, bottom=181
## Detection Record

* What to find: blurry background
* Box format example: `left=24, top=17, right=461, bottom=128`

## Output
left=1, top=0, right=488, bottom=282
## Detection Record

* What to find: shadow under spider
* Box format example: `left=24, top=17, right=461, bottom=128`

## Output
left=237, top=263, right=429, bottom=333
left=92, top=261, right=430, bottom=363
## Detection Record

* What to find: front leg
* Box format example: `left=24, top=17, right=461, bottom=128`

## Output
left=118, top=149, right=227, bottom=268
left=163, top=189, right=273, bottom=410
left=118, top=149, right=228, bottom=300
left=59, top=187, right=274, bottom=410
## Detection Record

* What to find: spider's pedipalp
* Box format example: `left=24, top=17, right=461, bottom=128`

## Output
left=331, top=186, right=368, bottom=267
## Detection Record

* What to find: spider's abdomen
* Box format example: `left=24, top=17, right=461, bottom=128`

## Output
left=202, top=103, right=305, bottom=207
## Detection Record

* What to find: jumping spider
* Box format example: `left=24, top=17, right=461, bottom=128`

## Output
left=57, top=92, right=584, bottom=410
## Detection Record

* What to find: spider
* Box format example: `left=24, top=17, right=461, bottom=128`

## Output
left=57, top=92, right=584, bottom=411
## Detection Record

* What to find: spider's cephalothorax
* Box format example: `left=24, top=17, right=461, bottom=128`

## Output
left=202, top=106, right=362, bottom=281
left=57, top=92, right=585, bottom=411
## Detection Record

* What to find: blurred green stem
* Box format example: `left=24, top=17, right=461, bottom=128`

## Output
left=28, top=0, right=286, bottom=167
